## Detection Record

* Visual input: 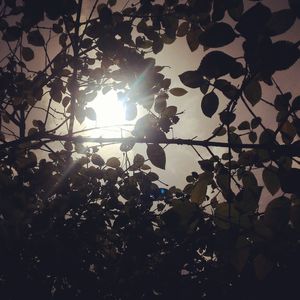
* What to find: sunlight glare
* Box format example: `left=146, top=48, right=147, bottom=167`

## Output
left=85, top=90, right=128, bottom=137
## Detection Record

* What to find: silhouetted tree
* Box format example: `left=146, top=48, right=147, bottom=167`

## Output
left=0, top=0, right=300, bottom=299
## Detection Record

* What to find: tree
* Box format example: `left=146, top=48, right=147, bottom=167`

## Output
left=0, top=0, right=300, bottom=299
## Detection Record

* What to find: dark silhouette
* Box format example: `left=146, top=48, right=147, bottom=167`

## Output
left=0, top=0, right=300, bottom=299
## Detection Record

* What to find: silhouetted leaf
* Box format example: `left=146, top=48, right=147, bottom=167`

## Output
left=254, top=254, right=273, bottom=280
left=21, top=46, right=34, bottom=61
left=152, top=36, right=163, bottom=54
left=133, top=154, right=145, bottom=168
left=279, top=168, right=300, bottom=194
left=191, top=178, right=208, bottom=204
left=220, top=111, right=236, bottom=125
left=177, top=21, right=189, bottom=37
left=289, top=0, right=300, bottom=18
left=199, top=22, right=236, bottom=48
left=249, top=131, right=257, bottom=143
left=266, top=9, right=296, bottom=36
left=259, top=129, right=275, bottom=144
left=199, top=51, right=237, bottom=79
left=228, top=1, right=244, bottom=21
left=238, top=121, right=250, bottom=130
left=236, top=3, right=271, bottom=38
left=244, top=80, right=261, bottom=106
left=186, top=29, right=201, bottom=51
left=27, top=30, right=45, bottom=46
left=251, top=117, right=261, bottom=129
left=264, top=196, right=291, bottom=230
left=201, top=92, right=219, bottom=118
left=3, top=26, right=21, bottom=41
left=214, top=202, right=240, bottom=229
left=263, top=166, right=280, bottom=195
left=106, top=157, right=120, bottom=168
left=169, top=87, right=187, bottom=96
left=147, top=144, right=166, bottom=169
left=179, top=70, right=206, bottom=88
left=91, top=153, right=105, bottom=166
left=267, top=41, right=300, bottom=71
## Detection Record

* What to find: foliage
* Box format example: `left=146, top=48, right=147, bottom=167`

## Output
left=0, top=0, right=300, bottom=299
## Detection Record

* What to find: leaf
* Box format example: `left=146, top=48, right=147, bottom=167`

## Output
left=108, top=0, right=117, bottom=6
left=154, top=95, right=167, bottom=113
left=228, top=1, right=244, bottom=21
left=199, top=22, right=236, bottom=48
left=242, top=171, right=258, bottom=190
left=21, top=47, right=34, bottom=61
left=163, top=106, right=177, bottom=117
left=267, top=41, right=300, bottom=71
left=177, top=21, right=189, bottom=37
left=64, top=141, right=73, bottom=151
left=120, top=139, right=135, bottom=152
left=289, top=0, right=300, bottom=18
left=179, top=70, right=206, bottom=88
left=235, top=3, right=271, bottom=38
left=106, top=157, right=121, bottom=168
left=147, top=144, right=166, bottom=169
left=152, top=36, right=163, bottom=54
left=259, top=129, right=275, bottom=144
left=249, top=131, right=257, bottom=143
left=91, top=154, right=105, bottom=166
left=201, top=92, right=219, bottom=118
left=133, top=154, right=145, bottom=168
left=85, top=107, right=97, bottom=121
left=219, top=111, right=236, bottom=125
left=186, top=29, right=201, bottom=52
left=231, top=247, right=250, bottom=273
left=3, top=26, right=21, bottom=41
left=169, top=87, right=187, bottom=96
left=254, top=254, right=273, bottom=280
left=198, top=51, right=237, bottom=79
left=262, top=166, right=280, bottom=195
left=263, top=196, right=291, bottom=230
left=27, top=30, right=45, bottom=47
left=244, top=80, right=261, bottom=106
left=251, top=117, right=261, bottom=129
left=214, top=202, right=240, bottom=229
left=238, top=121, right=250, bottom=130
left=266, top=9, right=296, bottom=36
left=191, top=180, right=207, bottom=205
left=50, top=86, right=62, bottom=103
left=278, top=168, right=300, bottom=194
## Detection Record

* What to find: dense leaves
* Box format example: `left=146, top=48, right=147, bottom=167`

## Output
left=0, top=1, right=300, bottom=299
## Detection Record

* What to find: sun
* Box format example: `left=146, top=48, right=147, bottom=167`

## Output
left=85, top=90, right=128, bottom=137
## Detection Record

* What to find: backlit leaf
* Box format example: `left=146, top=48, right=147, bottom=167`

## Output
left=262, top=166, right=280, bottom=195
left=177, top=21, right=189, bottom=37
left=201, top=91, right=219, bottom=118
left=21, top=47, right=34, bottom=61
left=214, top=202, right=240, bottom=229
left=254, top=254, right=273, bottom=280
left=91, top=154, right=105, bottom=166
left=147, top=144, right=166, bottom=169
left=169, top=87, right=188, bottom=96
left=106, top=157, right=121, bottom=168
left=179, top=70, right=206, bottom=88
left=199, top=22, right=236, bottom=48
left=244, top=80, right=261, bottom=106
left=266, top=9, right=296, bottom=36
left=28, top=30, right=45, bottom=47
